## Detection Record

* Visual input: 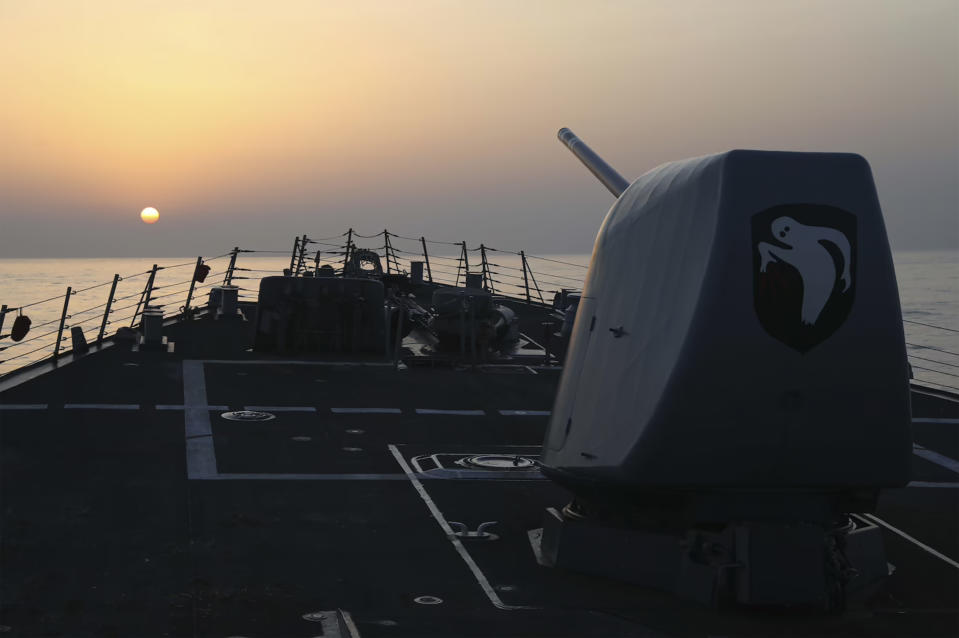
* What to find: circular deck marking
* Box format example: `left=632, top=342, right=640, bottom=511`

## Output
left=301, top=611, right=326, bottom=622
left=414, top=595, right=443, bottom=605
left=462, top=455, right=535, bottom=469
left=220, top=410, right=275, bottom=422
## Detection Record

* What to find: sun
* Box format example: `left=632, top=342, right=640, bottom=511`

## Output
left=140, top=207, right=159, bottom=224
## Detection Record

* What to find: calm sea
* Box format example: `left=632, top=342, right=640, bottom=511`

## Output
left=0, top=251, right=956, bottom=391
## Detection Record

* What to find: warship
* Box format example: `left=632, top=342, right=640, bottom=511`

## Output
left=0, top=129, right=957, bottom=637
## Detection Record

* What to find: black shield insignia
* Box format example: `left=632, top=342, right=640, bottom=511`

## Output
left=752, top=204, right=857, bottom=353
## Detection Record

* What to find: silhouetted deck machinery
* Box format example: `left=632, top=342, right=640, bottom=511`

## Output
left=537, top=129, right=912, bottom=609
left=252, top=243, right=520, bottom=359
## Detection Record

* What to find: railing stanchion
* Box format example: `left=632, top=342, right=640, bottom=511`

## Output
left=54, top=286, right=72, bottom=358
left=314, top=250, right=321, bottom=274
left=97, top=274, right=120, bottom=343
left=479, top=244, right=494, bottom=293
left=132, top=265, right=159, bottom=327
left=224, top=247, right=239, bottom=285
left=182, top=258, right=202, bottom=321
left=343, top=228, right=353, bottom=272
left=420, top=237, right=433, bottom=283
left=289, top=237, right=301, bottom=274
left=524, top=256, right=545, bottom=304
left=0, top=304, right=7, bottom=339
left=383, top=230, right=391, bottom=274
left=456, top=241, right=468, bottom=287
left=520, top=251, right=531, bottom=304
left=295, top=235, right=309, bottom=275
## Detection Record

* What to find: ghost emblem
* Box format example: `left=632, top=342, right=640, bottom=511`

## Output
left=752, top=205, right=857, bottom=352
left=757, top=216, right=851, bottom=325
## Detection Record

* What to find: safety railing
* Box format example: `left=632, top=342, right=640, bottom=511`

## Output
left=903, top=320, right=959, bottom=394
left=0, top=251, right=238, bottom=376
left=2, top=229, right=955, bottom=397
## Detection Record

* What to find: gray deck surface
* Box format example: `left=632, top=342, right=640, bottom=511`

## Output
left=1, top=307, right=957, bottom=637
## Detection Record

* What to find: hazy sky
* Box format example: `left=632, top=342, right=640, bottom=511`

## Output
left=0, top=0, right=956, bottom=257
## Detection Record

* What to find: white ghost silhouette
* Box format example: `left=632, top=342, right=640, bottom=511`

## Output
left=758, top=216, right=851, bottom=326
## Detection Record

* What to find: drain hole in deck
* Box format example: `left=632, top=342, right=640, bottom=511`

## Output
left=220, top=410, right=275, bottom=422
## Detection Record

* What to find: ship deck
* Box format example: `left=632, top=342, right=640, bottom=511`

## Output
left=1, top=304, right=958, bottom=637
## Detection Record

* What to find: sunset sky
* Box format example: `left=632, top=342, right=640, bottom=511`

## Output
left=0, top=1, right=956, bottom=257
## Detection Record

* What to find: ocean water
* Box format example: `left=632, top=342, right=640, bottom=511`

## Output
left=0, top=250, right=956, bottom=391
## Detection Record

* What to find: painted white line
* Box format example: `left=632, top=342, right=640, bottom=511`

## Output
left=331, top=407, right=403, bottom=414
left=520, top=333, right=546, bottom=350
left=0, top=404, right=47, bottom=410
left=863, top=513, right=959, bottom=569
left=907, top=481, right=959, bottom=488
left=499, top=410, right=551, bottom=416
left=244, top=405, right=316, bottom=412
left=388, top=443, right=536, bottom=611
left=913, top=444, right=959, bottom=475
left=912, top=417, right=959, bottom=424
left=64, top=403, right=140, bottom=410
left=200, top=359, right=393, bottom=366
left=911, top=386, right=959, bottom=404
left=415, top=409, right=486, bottom=416
left=340, top=610, right=362, bottom=638
left=183, top=361, right=218, bottom=479
left=156, top=404, right=229, bottom=411
left=208, top=473, right=415, bottom=481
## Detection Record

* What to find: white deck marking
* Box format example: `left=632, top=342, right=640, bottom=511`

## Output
left=913, top=444, right=959, bottom=475
left=388, top=444, right=536, bottom=611
left=200, top=359, right=393, bottom=366
left=207, top=473, right=415, bottom=481
left=156, top=404, right=228, bottom=411
left=907, top=481, right=959, bottom=488
left=340, top=610, right=362, bottom=638
left=863, top=513, right=959, bottom=569
left=415, top=409, right=486, bottom=416
left=63, top=403, right=139, bottom=410
left=912, top=417, right=959, bottom=424
left=243, top=405, right=316, bottom=412
left=0, top=404, right=47, bottom=410
left=498, top=410, right=551, bottom=416
left=331, top=407, right=403, bottom=414
left=183, top=361, right=218, bottom=479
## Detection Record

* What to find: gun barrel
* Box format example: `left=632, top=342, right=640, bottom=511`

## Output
left=557, top=127, right=630, bottom=197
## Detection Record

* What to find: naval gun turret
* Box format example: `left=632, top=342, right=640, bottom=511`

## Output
left=538, top=129, right=911, bottom=609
